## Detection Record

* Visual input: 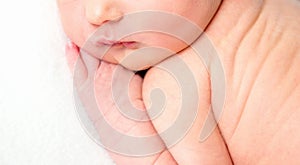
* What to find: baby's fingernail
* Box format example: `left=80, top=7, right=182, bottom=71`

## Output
left=66, top=40, right=79, bottom=53
left=66, top=39, right=74, bottom=48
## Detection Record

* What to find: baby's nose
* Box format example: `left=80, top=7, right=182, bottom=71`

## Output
left=85, top=0, right=123, bottom=26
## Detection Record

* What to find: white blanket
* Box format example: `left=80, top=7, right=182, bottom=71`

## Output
left=0, top=0, right=114, bottom=164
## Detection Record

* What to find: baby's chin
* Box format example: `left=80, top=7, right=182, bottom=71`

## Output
left=117, top=60, right=153, bottom=71
left=114, top=55, right=173, bottom=71
left=105, top=59, right=156, bottom=71
left=103, top=59, right=152, bottom=71
left=112, top=48, right=176, bottom=71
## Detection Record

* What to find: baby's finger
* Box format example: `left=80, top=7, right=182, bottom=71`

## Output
left=65, top=41, right=79, bottom=73
left=80, top=50, right=100, bottom=80
left=93, top=62, right=177, bottom=164
left=65, top=41, right=100, bottom=86
left=65, top=41, right=87, bottom=88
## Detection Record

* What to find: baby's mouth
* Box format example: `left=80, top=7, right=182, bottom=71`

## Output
left=96, top=38, right=139, bottom=49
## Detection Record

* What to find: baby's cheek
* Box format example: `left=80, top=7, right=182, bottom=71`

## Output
left=62, top=20, right=88, bottom=48
left=58, top=1, right=92, bottom=48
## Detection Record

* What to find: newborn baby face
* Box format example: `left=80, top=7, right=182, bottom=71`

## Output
left=57, top=0, right=221, bottom=70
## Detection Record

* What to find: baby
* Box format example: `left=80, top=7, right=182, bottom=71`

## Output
left=57, top=0, right=300, bottom=164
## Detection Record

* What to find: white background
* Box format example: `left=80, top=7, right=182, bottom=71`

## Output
left=0, top=0, right=114, bottom=164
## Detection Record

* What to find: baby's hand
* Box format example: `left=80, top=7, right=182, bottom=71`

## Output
left=65, top=41, right=177, bottom=165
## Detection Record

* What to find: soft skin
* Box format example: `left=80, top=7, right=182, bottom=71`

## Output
left=57, top=0, right=221, bottom=70
left=58, top=0, right=225, bottom=164
left=143, top=0, right=300, bottom=164
left=59, top=0, right=300, bottom=164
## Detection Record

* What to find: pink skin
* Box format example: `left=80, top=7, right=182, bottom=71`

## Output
left=57, top=0, right=221, bottom=68
left=144, top=0, right=300, bottom=164
left=60, top=0, right=231, bottom=164
left=66, top=42, right=177, bottom=164
left=59, top=0, right=300, bottom=164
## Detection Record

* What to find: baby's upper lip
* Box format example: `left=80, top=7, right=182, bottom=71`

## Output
left=97, top=38, right=119, bottom=45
